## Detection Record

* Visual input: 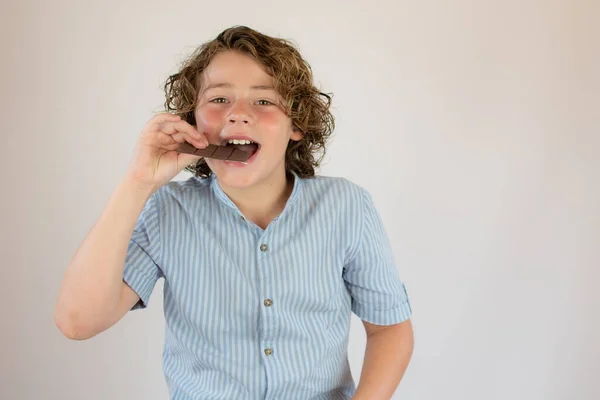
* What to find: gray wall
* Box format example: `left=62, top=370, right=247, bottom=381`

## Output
left=1, top=0, right=598, bottom=399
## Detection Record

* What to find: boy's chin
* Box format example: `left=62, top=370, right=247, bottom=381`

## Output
left=211, top=167, right=259, bottom=189
left=208, top=158, right=286, bottom=190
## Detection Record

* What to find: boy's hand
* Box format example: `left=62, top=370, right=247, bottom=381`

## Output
left=124, top=113, right=208, bottom=191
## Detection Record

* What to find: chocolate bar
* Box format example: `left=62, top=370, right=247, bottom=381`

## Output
left=175, top=141, right=250, bottom=162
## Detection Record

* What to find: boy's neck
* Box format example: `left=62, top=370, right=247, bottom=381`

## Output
left=217, top=168, right=295, bottom=230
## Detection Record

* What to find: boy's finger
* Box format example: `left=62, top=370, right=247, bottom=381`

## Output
left=171, top=120, right=204, bottom=139
left=149, top=113, right=181, bottom=129
left=158, top=120, right=207, bottom=144
left=170, top=132, right=207, bottom=149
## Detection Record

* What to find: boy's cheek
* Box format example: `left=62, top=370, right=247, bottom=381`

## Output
left=195, top=109, right=223, bottom=137
left=257, top=110, right=292, bottom=130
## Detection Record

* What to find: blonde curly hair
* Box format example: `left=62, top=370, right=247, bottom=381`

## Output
left=163, top=25, right=335, bottom=178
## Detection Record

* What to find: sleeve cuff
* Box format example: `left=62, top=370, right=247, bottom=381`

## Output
left=352, top=300, right=412, bottom=325
left=122, top=264, right=157, bottom=310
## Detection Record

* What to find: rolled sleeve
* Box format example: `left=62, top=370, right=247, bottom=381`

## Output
left=343, top=189, right=412, bottom=325
left=123, top=191, right=164, bottom=310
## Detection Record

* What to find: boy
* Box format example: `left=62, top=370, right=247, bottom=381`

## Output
left=55, top=26, right=413, bottom=400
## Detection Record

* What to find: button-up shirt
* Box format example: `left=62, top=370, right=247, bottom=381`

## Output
left=123, top=171, right=412, bottom=399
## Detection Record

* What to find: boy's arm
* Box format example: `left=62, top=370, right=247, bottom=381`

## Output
left=352, top=319, right=414, bottom=400
left=343, top=187, right=414, bottom=399
left=54, top=177, right=154, bottom=340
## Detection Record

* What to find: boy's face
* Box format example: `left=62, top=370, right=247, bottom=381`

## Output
left=194, top=50, right=302, bottom=189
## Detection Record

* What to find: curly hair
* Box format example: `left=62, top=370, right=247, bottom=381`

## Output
left=162, top=25, right=335, bottom=179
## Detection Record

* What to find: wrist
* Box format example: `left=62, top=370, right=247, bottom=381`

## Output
left=119, top=175, right=157, bottom=201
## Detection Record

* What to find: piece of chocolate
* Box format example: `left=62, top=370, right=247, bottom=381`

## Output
left=175, top=142, right=250, bottom=162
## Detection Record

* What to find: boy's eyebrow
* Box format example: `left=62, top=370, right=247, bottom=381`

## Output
left=251, top=85, right=276, bottom=90
left=203, top=83, right=276, bottom=91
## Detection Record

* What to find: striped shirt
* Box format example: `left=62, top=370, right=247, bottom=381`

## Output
left=123, top=171, right=412, bottom=399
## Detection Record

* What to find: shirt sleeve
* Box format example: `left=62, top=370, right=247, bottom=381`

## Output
left=343, top=188, right=412, bottom=325
left=123, top=190, right=164, bottom=310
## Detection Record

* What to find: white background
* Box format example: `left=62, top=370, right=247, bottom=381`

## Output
left=1, top=0, right=598, bottom=399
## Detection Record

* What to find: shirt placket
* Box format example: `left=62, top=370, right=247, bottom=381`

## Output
left=250, top=221, right=284, bottom=399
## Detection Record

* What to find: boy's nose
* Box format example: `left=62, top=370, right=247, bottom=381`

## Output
left=227, top=102, right=253, bottom=125
left=228, top=114, right=249, bottom=124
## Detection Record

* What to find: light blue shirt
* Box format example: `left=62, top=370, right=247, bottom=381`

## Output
left=123, top=171, right=412, bottom=399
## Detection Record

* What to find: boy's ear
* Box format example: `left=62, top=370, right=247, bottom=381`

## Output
left=290, top=124, right=303, bottom=141
left=291, top=131, right=303, bottom=141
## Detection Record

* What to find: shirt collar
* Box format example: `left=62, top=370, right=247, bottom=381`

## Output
left=209, top=170, right=304, bottom=216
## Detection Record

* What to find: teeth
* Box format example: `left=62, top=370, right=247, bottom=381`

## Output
left=227, top=139, right=254, bottom=145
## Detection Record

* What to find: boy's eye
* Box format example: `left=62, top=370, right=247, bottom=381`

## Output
left=256, top=99, right=273, bottom=106
left=210, top=98, right=228, bottom=103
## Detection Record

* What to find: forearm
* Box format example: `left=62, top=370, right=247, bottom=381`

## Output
left=55, top=177, right=155, bottom=336
left=353, top=321, right=414, bottom=400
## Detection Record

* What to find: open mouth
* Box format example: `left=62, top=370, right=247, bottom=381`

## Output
left=222, top=138, right=260, bottom=159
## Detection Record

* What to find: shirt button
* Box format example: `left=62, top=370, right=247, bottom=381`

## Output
left=264, top=348, right=273, bottom=356
left=264, top=299, right=273, bottom=307
left=260, top=243, right=268, bottom=252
